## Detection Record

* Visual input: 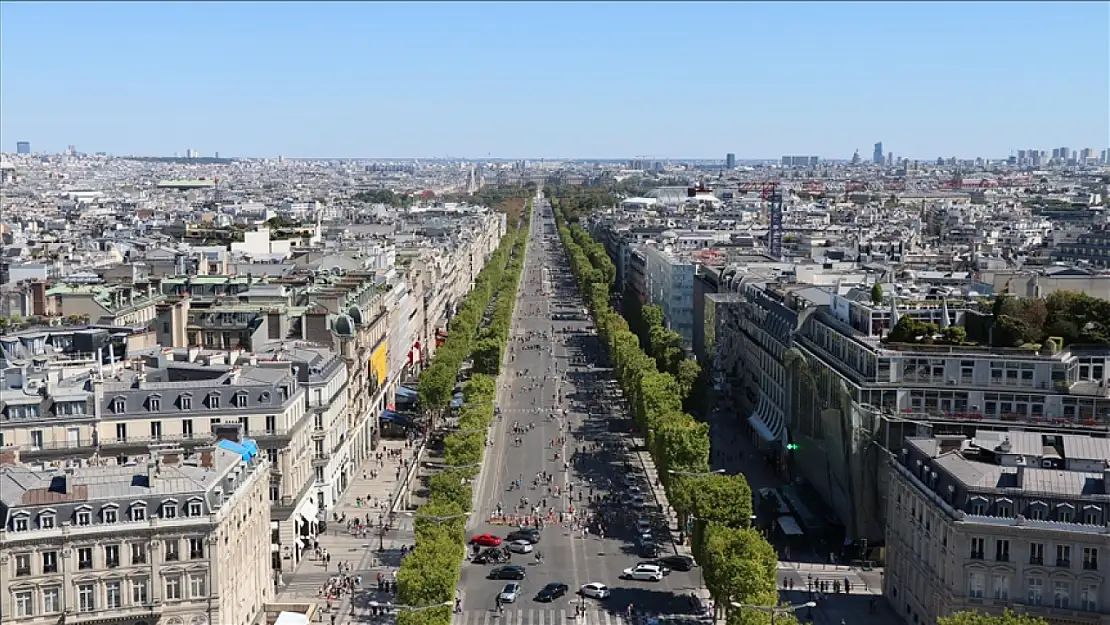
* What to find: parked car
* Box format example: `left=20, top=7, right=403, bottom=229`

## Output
left=621, top=564, right=665, bottom=582
left=638, top=539, right=659, bottom=558
left=499, top=583, right=521, bottom=603
left=579, top=583, right=611, bottom=599
left=636, top=560, right=671, bottom=575
left=658, top=554, right=696, bottom=571
left=535, top=582, right=569, bottom=602
left=488, top=566, right=527, bottom=580
left=472, top=548, right=508, bottom=564
left=470, top=534, right=502, bottom=547
left=506, top=528, right=541, bottom=544
left=508, top=539, right=534, bottom=554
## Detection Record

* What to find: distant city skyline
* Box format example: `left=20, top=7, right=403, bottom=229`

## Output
left=1, top=2, right=1106, bottom=159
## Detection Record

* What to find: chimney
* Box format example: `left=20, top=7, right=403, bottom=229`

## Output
left=146, top=454, right=160, bottom=483
left=0, top=446, right=21, bottom=466
left=159, top=448, right=184, bottom=467
left=196, top=446, right=217, bottom=469
left=1015, top=457, right=1026, bottom=488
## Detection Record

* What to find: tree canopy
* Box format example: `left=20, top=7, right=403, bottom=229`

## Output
left=938, top=610, right=1049, bottom=625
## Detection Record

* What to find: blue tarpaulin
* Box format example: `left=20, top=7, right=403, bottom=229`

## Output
left=396, top=386, right=419, bottom=400
left=217, top=438, right=259, bottom=462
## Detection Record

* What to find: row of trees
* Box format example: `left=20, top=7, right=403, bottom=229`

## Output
left=623, top=292, right=702, bottom=409
left=397, top=204, right=532, bottom=625
left=550, top=201, right=783, bottom=625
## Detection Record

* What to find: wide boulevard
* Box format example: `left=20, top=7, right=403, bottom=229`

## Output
left=456, top=195, right=705, bottom=625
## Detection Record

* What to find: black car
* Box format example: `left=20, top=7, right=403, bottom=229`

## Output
left=535, top=582, right=569, bottom=602
left=638, top=541, right=660, bottom=558
left=636, top=560, right=671, bottom=575
left=506, top=528, right=541, bottom=544
left=658, top=555, right=696, bottom=571
left=488, top=566, right=527, bottom=580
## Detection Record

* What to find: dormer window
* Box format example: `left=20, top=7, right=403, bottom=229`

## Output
left=103, top=506, right=118, bottom=523
left=279, top=386, right=289, bottom=402
left=996, top=498, right=1013, bottom=518
left=112, top=397, right=126, bottom=414
left=233, top=392, right=248, bottom=408
left=1083, top=505, right=1101, bottom=526
left=162, top=502, right=178, bottom=519
left=1029, top=501, right=1047, bottom=521
left=260, top=391, right=271, bottom=402
left=75, top=509, right=91, bottom=526
left=205, top=393, right=220, bottom=409
left=187, top=500, right=203, bottom=516
left=147, top=395, right=161, bottom=412
left=1058, top=503, right=1075, bottom=523
left=130, top=504, right=147, bottom=522
left=970, top=496, right=988, bottom=516
left=179, top=394, right=192, bottom=410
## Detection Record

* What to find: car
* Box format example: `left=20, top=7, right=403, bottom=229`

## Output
left=638, top=541, right=660, bottom=558
left=631, top=496, right=646, bottom=509
left=499, top=583, right=521, bottom=603
left=506, top=528, right=541, bottom=544
left=658, top=554, right=697, bottom=571
left=535, top=582, right=569, bottom=602
left=579, top=582, right=611, bottom=599
left=508, top=539, right=534, bottom=554
left=488, top=566, right=527, bottom=580
left=621, top=564, right=665, bottom=582
left=635, top=518, right=653, bottom=532
left=470, top=533, right=502, bottom=547
left=636, top=560, right=671, bottom=575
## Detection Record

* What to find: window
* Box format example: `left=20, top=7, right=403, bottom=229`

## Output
left=132, top=505, right=146, bottom=521
left=1057, top=544, right=1072, bottom=567
left=148, top=396, right=161, bottom=412
left=970, top=537, right=985, bottom=559
left=188, top=501, right=202, bottom=516
left=103, top=507, right=118, bottom=523
left=30, top=430, right=43, bottom=449
left=992, top=574, right=1009, bottom=601
left=182, top=419, right=193, bottom=438
left=234, top=393, right=248, bottom=408
left=106, top=581, right=122, bottom=609
left=1027, top=577, right=1044, bottom=605
left=78, top=583, right=96, bottom=612
left=164, top=540, right=179, bottom=561
left=189, top=537, right=205, bottom=559
left=165, top=575, right=182, bottom=601
left=42, top=551, right=58, bottom=573
left=1084, top=547, right=1099, bottom=571
left=14, top=589, right=33, bottom=617
left=162, top=503, right=177, bottom=519
left=995, top=539, right=1010, bottom=562
left=1084, top=507, right=1101, bottom=525
left=180, top=395, right=192, bottom=410
left=76, top=509, right=91, bottom=526
left=1059, top=506, right=1074, bottom=523
left=967, top=571, right=985, bottom=598
left=112, top=397, right=126, bottom=413
left=971, top=500, right=987, bottom=515
left=1081, top=582, right=1099, bottom=611
left=105, top=544, right=120, bottom=568
left=206, top=393, right=220, bottom=409
left=43, top=587, right=61, bottom=614
left=1030, top=542, right=1045, bottom=565
left=41, top=511, right=56, bottom=529
left=115, top=423, right=128, bottom=441
left=189, top=574, right=207, bottom=598
left=15, top=553, right=31, bottom=576
left=77, top=547, right=93, bottom=569
left=150, top=421, right=162, bottom=440
left=1054, top=580, right=1071, bottom=609
left=131, top=579, right=149, bottom=605
left=131, top=542, right=147, bottom=564
left=265, top=415, right=276, bottom=433
left=14, top=516, right=29, bottom=531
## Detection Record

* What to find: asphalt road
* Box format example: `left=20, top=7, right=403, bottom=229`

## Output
left=457, top=199, right=706, bottom=625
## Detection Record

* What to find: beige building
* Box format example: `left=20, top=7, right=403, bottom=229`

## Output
left=0, top=430, right=273, bottom=625
left=885, top=432, right=1110, bottom=625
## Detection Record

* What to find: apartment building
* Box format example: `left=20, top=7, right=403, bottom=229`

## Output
left=45, top=284, right=164, bottom=327
left=642, top=246, right=696, bottom=347
left=0, top=431, right=272, bottom=625
left=0, top=345, right=316, bottom=574
left=886, top=432, right=1110, bottom=625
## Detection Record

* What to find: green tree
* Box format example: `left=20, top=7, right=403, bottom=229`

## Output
left=397, top=606, right=452, bottom=625
left=937, top=610, right=1049, bottom=625
left=426, top=469, right=473, bottom=509
left=870, top=283, right=883, bottom=305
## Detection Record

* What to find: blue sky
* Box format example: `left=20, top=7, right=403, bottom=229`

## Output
left=1, top=2, right=1107, bottom=159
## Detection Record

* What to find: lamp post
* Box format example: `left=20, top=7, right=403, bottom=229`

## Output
left=730, top=601, right=816, bottom=625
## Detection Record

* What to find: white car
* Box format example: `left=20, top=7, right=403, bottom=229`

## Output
left=579, top=582, right=611, bottom=599
left=499, top=583, right=521, bottom=603
left=622, top=564, right=664, bottom=582
left=508, top=539, right=534, bottom=554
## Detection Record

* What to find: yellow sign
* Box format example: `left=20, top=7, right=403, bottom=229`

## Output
left=369, top=343, right=389, bottom=385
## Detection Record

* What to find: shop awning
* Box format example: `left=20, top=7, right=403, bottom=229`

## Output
left=777, top=515, right=804, bottom=536
left=746, top=394, right=784, bottom=444
left=380, top=410, right=415, bottom=427
left=396, top=386, right=419, bottom=399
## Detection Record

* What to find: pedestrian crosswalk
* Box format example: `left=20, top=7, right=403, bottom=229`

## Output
left=451, top=609, right=707, bottom=625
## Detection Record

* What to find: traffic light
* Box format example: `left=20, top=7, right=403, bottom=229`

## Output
left=786, top=443, right=798, bottom=451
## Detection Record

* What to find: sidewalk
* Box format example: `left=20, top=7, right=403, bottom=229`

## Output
left=277, top=437, right=425, bottom=618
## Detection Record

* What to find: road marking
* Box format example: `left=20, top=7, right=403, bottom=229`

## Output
left=516, top=609, right=524, bottom=625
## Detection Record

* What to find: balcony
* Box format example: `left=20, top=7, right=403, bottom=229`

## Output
left=311, top=453, right=330, bottom=467
left=1030, top=556, right=1044, bottom=565
left=1057, top=558, right=1071, bottom=568
left=970, top=551, right=985, bottom=560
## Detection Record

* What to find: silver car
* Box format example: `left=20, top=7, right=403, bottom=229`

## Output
left=499, top=583, right=521, bottom=603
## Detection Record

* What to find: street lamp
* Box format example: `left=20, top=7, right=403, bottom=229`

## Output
left=730, top=601, right=816, bottom=625
left=667, top=469, right=726, bottom=477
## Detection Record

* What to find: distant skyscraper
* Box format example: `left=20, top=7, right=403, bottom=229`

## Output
left=15, top=141, right=30, bottom=154
left=873, top=142, right=884, bottom=165
left=725, top=153, right=736, bottom=169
